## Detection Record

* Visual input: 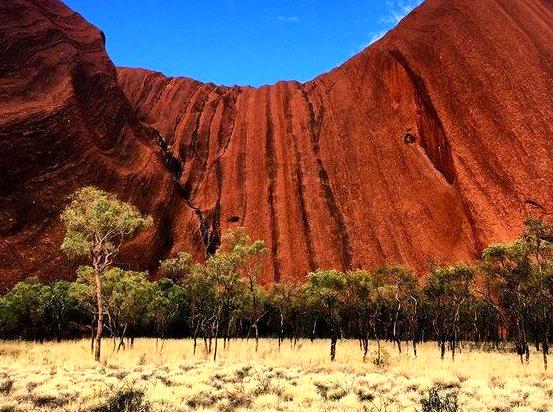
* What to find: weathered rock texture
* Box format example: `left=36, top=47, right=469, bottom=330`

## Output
left=1, top=0, right=553, bottom=288
left=0, top=0, right=177, bottom=288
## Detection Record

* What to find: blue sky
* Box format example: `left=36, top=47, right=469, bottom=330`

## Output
left=63, top=0, right=423, bottom=87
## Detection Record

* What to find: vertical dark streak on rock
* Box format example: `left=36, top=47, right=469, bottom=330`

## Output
left=189, top=89, right=223, bottom=199
left=201, top=88, right=241, bottom=256
left=193, top=89, right=224, bottom=256
left=144, top=76, right=171, bottom=118
left=219, top=89, right=241, bottom=150
left=149, top=200, right=175, bottom=271
left=282, top=85, right=317, bottom=271
left=237, top=95, right=248, bottom=222
left=265, top=89, right=282, bottom=282
left=459, top=195, right=484, bottom=253
left=170, top=83, right=205, bottom=147
left=146, top=94, right=222, bottom=257
left=131, top=73, right=169, bottom=120
left=300, top=86, right=353, bottom=270
left=194, top=88, right=240, bottom=194
left=177, top=85, right=213, bottom=198
left=185, top=86, right=216, bottom=173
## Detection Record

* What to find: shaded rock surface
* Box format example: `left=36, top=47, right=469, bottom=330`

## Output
left=1, top=0, right=552, bottom=288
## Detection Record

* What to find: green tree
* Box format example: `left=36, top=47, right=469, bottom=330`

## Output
left=148, top=278, right=185, bottom=351
left=522, top=218, right=553, bottom=369
left=423, top=264, right=475, bottom=360
left=160, top=252, right=219, bottom=354
left=102, top=268, right=153, bottom=352
left=46, top=280, right=79, bottom=341
left=60, top=186, right=152, bottom=361
left=481, top=241, right=533, bottom=364
left=160, top=252, right=195, bottom=282
left=305, top=269, right=348, bottom=361
left=367, top=270, right=396, bottom=365
left=68, top=269, right=98, bottom=352
left=206, top=251, right=247, bottom=361
left=343, top=270, right=374, bottom=361
left=374, top=266, right=419, bottom=355
left=222, top=227, right=267, bottom=351
left=268, top=280, right=304, bottom=349
left=183, top=263, right=218, bottom=354
left=2, top=277, right=50, bottom=341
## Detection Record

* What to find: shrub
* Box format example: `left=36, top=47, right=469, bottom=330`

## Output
left=92, top=386, right=150, bottom=412
left=0, top=380, right=13, bottom=396
left=371, top=348, right=391, bottom=367
left=420, top=386, right=459, bottom=412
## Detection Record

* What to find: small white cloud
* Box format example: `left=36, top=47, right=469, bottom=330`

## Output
left=355, top=30, right=387, bottom=54
left=361, top=0, right=423, bottom=51
left=369, top=30, right=388, bottom=45
left=277, top=16, right=300, bottom=23
left=381, top=0, right=423, bottom=25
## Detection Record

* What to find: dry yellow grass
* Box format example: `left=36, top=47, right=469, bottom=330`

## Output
left=0, top=339, right=552, bottom=411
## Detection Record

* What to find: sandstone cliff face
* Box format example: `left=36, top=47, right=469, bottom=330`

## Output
left=0, top=0, right=176, bottom=287
left=1, top=0, right=552, bottom=287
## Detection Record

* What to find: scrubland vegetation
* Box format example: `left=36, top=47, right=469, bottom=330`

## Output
left=1, top=186, right=553, bottom=411
left=1, top=339, right=552, bottom=411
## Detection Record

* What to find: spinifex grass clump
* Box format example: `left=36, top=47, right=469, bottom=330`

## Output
left=93, top=385, right=150, bottom=412
left=420, top=386, right=459, bottom=412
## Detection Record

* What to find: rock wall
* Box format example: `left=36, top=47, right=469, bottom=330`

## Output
left=1, top=0, right=552, bottom=287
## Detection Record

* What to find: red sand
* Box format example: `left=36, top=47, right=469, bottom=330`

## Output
left=1, top=0, right=552, bottom=287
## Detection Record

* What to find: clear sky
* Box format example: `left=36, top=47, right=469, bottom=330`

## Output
left=62, top=0, right=423, bottom=87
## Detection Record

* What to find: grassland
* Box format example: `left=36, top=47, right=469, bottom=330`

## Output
left=0, top=339, right=552, bottom=411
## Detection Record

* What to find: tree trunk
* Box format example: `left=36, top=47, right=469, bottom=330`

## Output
left=330, top=334, right=338, bottom=361
left=56, top=318, right=62, bottom=342
left=193, top=320, right=200, bottom=355
left=311, top=319, right=317, bottom=342
left=542, top=310, right=549, bottom=371
left=117, top=323, right=127, bottom=352
left=226, top=321, right=231, bottom=350
left=393, top=296, right=402, bottom=354
left=543, top=338, right=549, bottom=371
left=213, top=316, right=220, bottom=362
left=94, top=272, right=103, bottom=362
left=278, top=312, right=284, bottom=350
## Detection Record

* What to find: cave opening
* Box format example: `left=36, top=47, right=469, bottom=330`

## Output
left=404, top=133, right=417, bottom=144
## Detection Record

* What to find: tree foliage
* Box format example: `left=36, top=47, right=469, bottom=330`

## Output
left=60, top=186, right=152, bottom=360
left=4, top=187, right=553, bottom=368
